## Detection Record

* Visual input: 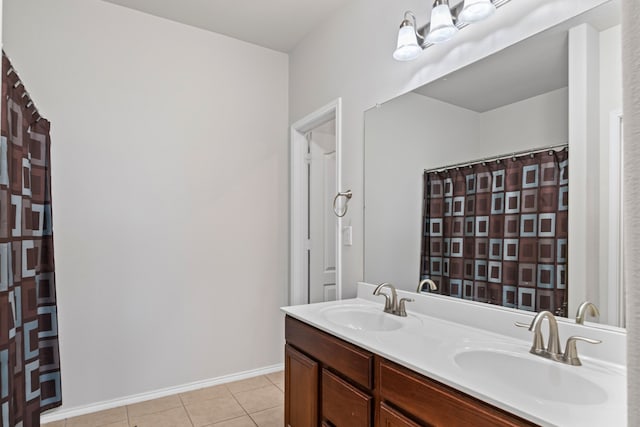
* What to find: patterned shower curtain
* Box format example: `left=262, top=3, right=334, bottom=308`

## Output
left=0, top=54, right=62, bottom=426
left=419, top=149, right=569, bottom=315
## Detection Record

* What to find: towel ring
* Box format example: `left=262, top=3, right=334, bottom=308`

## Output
left=333, top=190, right=353, bottom=218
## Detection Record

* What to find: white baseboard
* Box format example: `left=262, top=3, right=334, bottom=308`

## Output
left=40, top=363, right=285, bottom=423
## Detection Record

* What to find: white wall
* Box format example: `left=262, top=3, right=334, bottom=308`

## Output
left=3, top=0, right=288, bottom=411
left=479, top=88, right=568, bottom=147
left=364, top=89, right=567, bottom=290
left=290, top=0, right=609, bottom=299
left=622, top=1, right=640, bottom=423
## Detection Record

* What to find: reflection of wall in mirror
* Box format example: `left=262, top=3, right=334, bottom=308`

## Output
left=364, top=88, right=567, bottom=291
left=598, top=24, right=623, bottom=325
left=568, top=22, right=622, bottom=325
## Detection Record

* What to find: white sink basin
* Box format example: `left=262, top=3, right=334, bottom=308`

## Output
left=454, top=349, right=608, bottom=405
left=322, top=306, right=404, bottom=332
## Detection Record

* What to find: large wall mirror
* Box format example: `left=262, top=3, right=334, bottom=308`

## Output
left=364, top=0, right=623, bottom=327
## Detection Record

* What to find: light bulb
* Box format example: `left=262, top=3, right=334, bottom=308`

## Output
left=426, top=3, right=458, bottom=44
left=458, top=0, right=496, bottom=24
left=393, top=25, right=421, bottom=61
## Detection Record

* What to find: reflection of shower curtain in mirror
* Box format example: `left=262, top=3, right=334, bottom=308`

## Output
left=0, top=54, right=62, bottom=426
left=420, top=149, right=569, bottom=315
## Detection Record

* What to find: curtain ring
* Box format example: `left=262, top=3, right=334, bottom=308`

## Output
left=333, top=190, right=353, bottom=218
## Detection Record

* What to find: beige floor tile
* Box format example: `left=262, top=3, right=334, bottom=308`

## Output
left=211, top=415, right=257, bottom=426
left=129, top=406, right=192, bottom=427
left=185, top=394, right=246, bottom=427
left=66, top=406, right=128, bottom=427
left=127, top=394, right=183, bottom=418
left=226, top=376, right=271, bottom=395
left=250, top=406, right=284, bottom=427
left=42, top=421, right=66, bottom=427
left=180, top=384, right=231, bottom=406
left=99, top=422, right=128, bottom=427
left=234, top=385, right=283, bottom=414
left=264, top=372, right=284, bottom=391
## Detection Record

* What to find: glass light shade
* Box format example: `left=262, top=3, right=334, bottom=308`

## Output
left=425, top=3, right=458, bottom=44
left=393, top=25, right=422, bottom=61
left=458, top=0, right=496, bottom=24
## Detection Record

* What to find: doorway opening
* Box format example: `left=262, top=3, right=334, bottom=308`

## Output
left=290, top=99, right=343, bottom=305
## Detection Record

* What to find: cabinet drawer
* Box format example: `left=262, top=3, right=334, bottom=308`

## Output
left=378, top=359, right=535, bottom=427
left=379, top=402, right=422, bottom=427
left=322, top=369, right=372, bottom=427
left=286, top=316, right=373, bottom=389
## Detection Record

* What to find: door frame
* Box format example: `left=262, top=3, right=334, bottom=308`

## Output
left=290, top=98, right=343, bottom=305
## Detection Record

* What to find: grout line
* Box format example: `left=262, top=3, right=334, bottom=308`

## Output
left=228, top=388, right=250, bottom=417
left=246, top=413, right=259, bottom=427
left=181, top=395, right=195, bottom=427
left=125, top=404, right=131, bottom=427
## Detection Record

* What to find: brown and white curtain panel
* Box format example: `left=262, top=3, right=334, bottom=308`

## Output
left=0, top=54, right=61, bottom=426
left=419, top=149, right=569, bottom=315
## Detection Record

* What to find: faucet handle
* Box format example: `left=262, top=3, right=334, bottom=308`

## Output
left=397, top=298, right=414, bottom=317
left=514, top=321, right=544, bottom=353
left=562, top=336, right=602, bottom=366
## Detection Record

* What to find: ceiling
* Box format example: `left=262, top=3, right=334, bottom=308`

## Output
left=414, top=31, right=569, bottom=113
left=413, top=0, right=621, bottom=113
left=102, top=0, right=352, bottom=52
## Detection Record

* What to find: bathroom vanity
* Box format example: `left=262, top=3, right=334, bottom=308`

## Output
left=281, top=283, right=626, bottom=427
left=285, top=316, right=533, bottom=426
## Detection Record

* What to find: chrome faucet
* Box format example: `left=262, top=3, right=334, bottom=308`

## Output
left=527, top=310, right=562, bottom=357
left=373, top=283, right=413, bottom=317
left=516, top=311, right=601, bottom=366
left=417, top=279, right=438, bottom=293
left=374, top=282, right=397, bottom=313
left=575, top=301, right=600, bottom=324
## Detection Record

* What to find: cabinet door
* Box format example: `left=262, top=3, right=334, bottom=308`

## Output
left=286, top=344, right=319, bottom=427
left=379, top=403, right=421, bottom=427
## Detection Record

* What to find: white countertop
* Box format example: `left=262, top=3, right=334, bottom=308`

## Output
left=281, top=284, right=627, bottom=427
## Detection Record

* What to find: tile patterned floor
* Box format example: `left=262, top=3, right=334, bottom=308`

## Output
left=43, top=371, right=285, bottom=427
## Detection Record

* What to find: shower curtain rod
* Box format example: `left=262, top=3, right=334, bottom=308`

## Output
left=4, top=52, right=42, bottom=122
left=424, top=143, right=568, bottom=174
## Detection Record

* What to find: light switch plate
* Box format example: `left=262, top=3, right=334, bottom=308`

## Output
left=343, top=226, right=353, bottom=246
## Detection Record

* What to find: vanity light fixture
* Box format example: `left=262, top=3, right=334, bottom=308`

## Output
left=393, top=12, right=424, bottom=61
left=458, top=0, right=496, bottom=23
left=393, top=0, right=510, bottom=61
left=425, top=0, right=458, bottom=44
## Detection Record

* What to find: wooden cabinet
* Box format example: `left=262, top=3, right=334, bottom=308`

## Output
left=285, top=316, right=374, bottom=427
left=285, top=315, right=537, bottom=427
left=378, top=403, right=421, bottom=427
left=377, top=358, right=534, bottom=427
left=285, top=315, right=373, bottom=389
left=322, top=369, right=372, bottom=427
left=285, top=344, right=319, bottom=427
